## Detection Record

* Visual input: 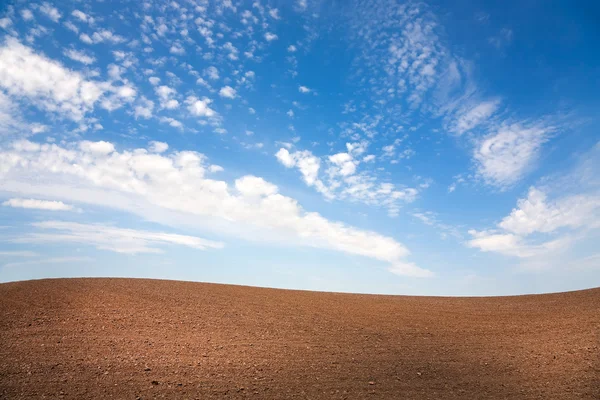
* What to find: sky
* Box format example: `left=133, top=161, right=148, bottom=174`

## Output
left=0, top=0, right=598, bottom=296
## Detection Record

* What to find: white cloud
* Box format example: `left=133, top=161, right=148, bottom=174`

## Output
left=329, top=152, right=356, bottom=176
left=264, top=32, right=278, bottom=42
left=71, top=10, right=92, bottom=23
left=134, top=97, right=154, bottom=119
left=14, top=221, right=224, bottom=254
left=269, top=9, right=281, bottom=19
left=299, top=85, right=311, bottom=93
left=21, top=10, right=34, bottom=21
left=170, top=43, right=185, bottom=55
left=149, top=77, right=160, bottom=85
left=275, top=148, right=295, bottom=167
left=467, top=230, right=568, bottom=258
left=64, top=48, right=96, bottom=65
left=287, top=45, right=297, bottom=52
left=149, top=141, right=168, bottom=153
left=159, top=116, right=183, bottom=129
left=0, top=39, right=106, bottom=121
left=0, top=250, right=37, bottom=257
left=363, top=155, right=375, bottom=162
left=79, top=140, right=115, bottom=155
left=295, top=0, right=308, bottom=11
left=498, top=187, right=600, bottom=236
left=3, top=198, right=74, bottom=211
left=489, top=28, right=513, bottom=49
left=467, top=186, right=600, bottom=259
left=155, top=85, right=179, bottom=109
left=0, top=18, right=11, bottom=29
left=236, top=176, right=278, bottom=198
left=474, top=123, right=552, bottom=188
left=451, top=100, right=500, bottom=135
left=79, top=33, right=93, bottom=44
left=219, top=86, right=237, bottom=99
left=186, top=96, right=216, bottom=118
left=39, top=2, right=61, bottom=22
left=3, top=256, right=93, bottom=269
left=276, top=144, right=418, bottom=216
left=204, top=66, right=219, bottom=80
left=64, top=21, right=78, bottom=33
left=90, top=29, right=126, bottom=44
left=0, top=139, right=431, bottom=277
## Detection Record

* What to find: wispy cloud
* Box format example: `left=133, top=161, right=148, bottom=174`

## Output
left=0, top=139, right=431, bottom=277
left=3, top=256, right=93, bottom=268
left=3, top=198, right=75, bottom=211
left=474, top=123, right=554, bottom=188
left=14, top=220, right=225, bottom=254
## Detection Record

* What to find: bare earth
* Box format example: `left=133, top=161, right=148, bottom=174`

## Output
left=0, top=278, right=598, bottom=399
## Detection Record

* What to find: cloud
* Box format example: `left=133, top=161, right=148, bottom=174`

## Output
left=155, top=85, right=179, bottom=109
left=71, top=10, right=92, bottom=23
left=474, top=123, right=553, bottom=188
left=186, top=96, right=217, bottom=118
left=21, top=9, right=34, bottom=21
left=498, top=187, right=600, bottom=236
left=13, top=220, right=225, bottom=254
left=275, top=148, right=296, bottom=168
left=295, top=0, right=308, bottom=11
left=411, top=211, right=462, bottom=240
left=264, top=32, right=278, bottom=42
left=204, top=66, right=219, bottom=80
left=79, top=140, right=115, bottom=155
left=450, top=99, right=500, bottom=135
left=159, top=117, right=183, bottom=129
left=298, top=85, right=311, bottom=93
left=219, top=86, right=236, bottom=99
left=89, top=29, right=126, bottom=44
left=276, top=144, right=419, bottom=216
left=64, top=48, right=96, bottom=65
left=170, top=43, right=185, bottom=55
left=134, top=97, right=154, bottom=119
left=488, top=28, right=513, bottom=49
left=0, top=17, right=11, bottom=30
left=235, top=176, right=278, bottom=197
left=0, top=250, right=38, bottom=257
left=0, top=39, right=131, bottom=121
left=362, top=155, right=375, bottom=162
left=0, top=39, right=103, bottom=117
left=149, top=141, right=168, bottom=153
left=3, top=256, right=93, bottom=268
left=39, top=2, right=61, bottom=22
left=3, top=198, right=74, bottom=211
left=0, top=139, right=431, bottom=277
left=269, top=9, right=280, bottom=19
left=467, top=185, right=600, bottom=259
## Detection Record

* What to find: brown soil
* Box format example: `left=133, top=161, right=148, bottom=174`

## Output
left=0, top=278, right=598, bottom=399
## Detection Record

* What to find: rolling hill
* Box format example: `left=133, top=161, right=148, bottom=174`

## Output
left=1, top=278, right=598, bottom=399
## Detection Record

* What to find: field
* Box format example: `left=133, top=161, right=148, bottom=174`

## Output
left=0, top=278, right=598, bottom=399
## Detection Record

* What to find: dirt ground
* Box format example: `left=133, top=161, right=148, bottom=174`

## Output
left=0, top=278, right=598, bottom=399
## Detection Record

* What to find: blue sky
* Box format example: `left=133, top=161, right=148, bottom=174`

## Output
left=0, top=0, right=598, bottom=295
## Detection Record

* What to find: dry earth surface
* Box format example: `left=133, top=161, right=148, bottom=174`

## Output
left=0, top=278, right=599, bottom=399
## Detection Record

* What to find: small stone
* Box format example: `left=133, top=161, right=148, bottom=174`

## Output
left=151, top=380, right=159, bottom=385
left=368, top=381, right=375, bottom=385
left=144, top=367, right=151, bottom=372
